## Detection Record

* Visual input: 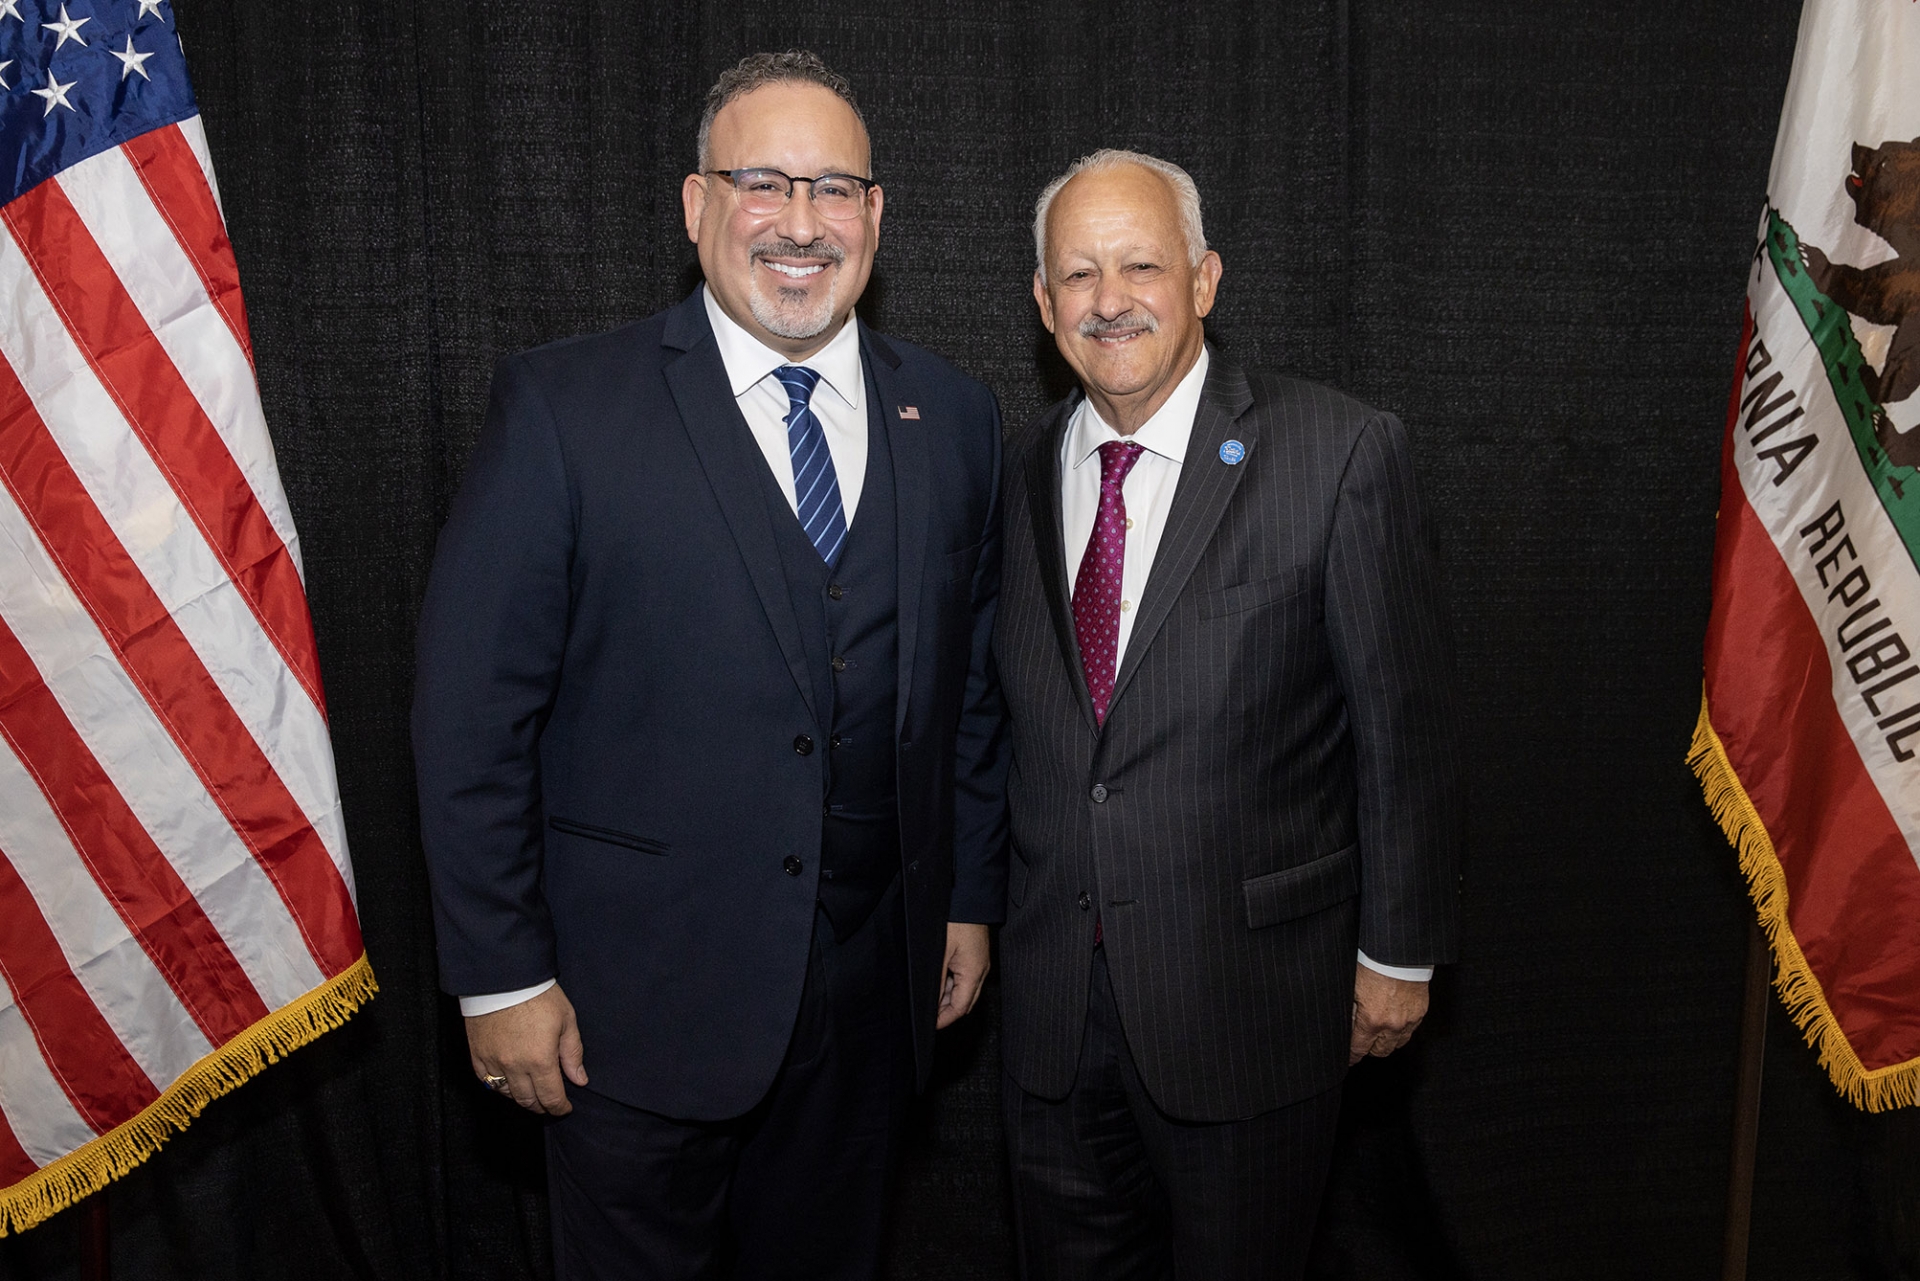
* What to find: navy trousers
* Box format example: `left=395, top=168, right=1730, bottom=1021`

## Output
left=546, top=882, right=912, bottom=1280
left=1005, top=947, right=1343, bottom=1281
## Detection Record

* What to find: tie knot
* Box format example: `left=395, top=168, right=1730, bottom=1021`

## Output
left=776, top=364, right=822, bottom=412
left=1097, top=440, right=1146, bottom=489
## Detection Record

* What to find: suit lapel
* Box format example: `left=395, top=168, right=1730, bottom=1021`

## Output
left=1107, top=353, right=1257, bottom=716
left=662, top=293, right=819, bottom=724
left=862, top=325, right=927, bottom=740
left=1024, top=398, right=1098, bottom=732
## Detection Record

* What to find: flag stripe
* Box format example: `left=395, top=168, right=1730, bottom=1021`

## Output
left=0, top=226, right=350, bottom=880
left=0, top=613, right=269, bottom=1045
left=119, top=124, right=254, bottom=370
left=0, top=844, right=158, bottom=1133
left=59, top=143, right=296, bottom=568
left=0, top=363, right=362, bottom=978
left=0, top=480, right=328, bottom=1012
left=60, top=140, right=297, bottom=576
left=0, top=1003, right=95, bottom=1168
left=1707, top=437, right=1920, bottom=1070
left=0, top=1107, right=37, bottom=1185
left=0, top=734, right=215, bottom=1089
left=175, top=117, right=225, bottom=224
left=0, top=181, right=325, bottom=713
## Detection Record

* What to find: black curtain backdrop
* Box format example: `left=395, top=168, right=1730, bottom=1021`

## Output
left=5, top=1, right=1918, bottom=1277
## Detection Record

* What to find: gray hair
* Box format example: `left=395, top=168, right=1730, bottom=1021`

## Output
left=697, top=51, right=868, bottom=175
left=1032, top=149, right=1206, bottom=284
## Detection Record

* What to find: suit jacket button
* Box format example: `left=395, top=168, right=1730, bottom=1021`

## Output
left=1090, top=784, right=1108, bottom=803
left=1077, top=891, right=1092, bottom=911
left=828, top=583, right=845, bottom=600
left=831, top=656, right=849, bottom=673
left=794, top=735, right=814, bottom=756
left=783, top=856, right=804, bottom=876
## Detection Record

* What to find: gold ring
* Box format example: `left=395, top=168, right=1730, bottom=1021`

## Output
left=481, top=1073, right=508, bottom=1091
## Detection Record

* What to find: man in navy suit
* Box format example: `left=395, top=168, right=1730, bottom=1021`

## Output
left=412, top=51, right=1006, bottom=1280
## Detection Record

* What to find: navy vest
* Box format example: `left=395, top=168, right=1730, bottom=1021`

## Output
left=762, top=378, right=900, bottom=939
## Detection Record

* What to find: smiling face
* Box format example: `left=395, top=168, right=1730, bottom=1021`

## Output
left=682, top=81, right=883, bottom=359
left=1034, top=163, right=1221, bottom=434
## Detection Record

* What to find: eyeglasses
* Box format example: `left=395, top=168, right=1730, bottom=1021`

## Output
left=708, top=169, right=877, bottom=220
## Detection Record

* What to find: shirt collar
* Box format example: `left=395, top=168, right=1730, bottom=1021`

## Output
left=1066, top=346, right=1212, bottom=472
left=702, top=285, right=865, bottom=411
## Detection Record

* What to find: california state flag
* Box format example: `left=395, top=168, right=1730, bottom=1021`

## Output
left=1693, top=0, right=1920, bottom=1110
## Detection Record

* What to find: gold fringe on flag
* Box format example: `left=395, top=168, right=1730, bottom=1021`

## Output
left=0, top=954, right=377, bottom=1236
left=1689, top=691, right=1920, bottom=1112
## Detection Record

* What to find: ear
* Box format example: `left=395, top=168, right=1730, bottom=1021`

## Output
left=1032, top=271, right=1056, bottom=334
left=867, top=183, right=885, bottom=244
left=682, top=173, right=709, bottom=244
left=1192, top=250, right=1223, bottom=319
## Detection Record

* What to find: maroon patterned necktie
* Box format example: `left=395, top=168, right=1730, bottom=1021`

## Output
left=1072, top=441, right=1146, bottom=725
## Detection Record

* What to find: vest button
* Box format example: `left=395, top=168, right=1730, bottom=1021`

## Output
left=828, top=583, right=845, bottom=600
left=783, top=856, right=804, bottom=876
left=793, top=735, right=814, bottom=756
left=831, top=656, right=849, bottom=673
left=1077, top=891, right=1092, bottom=911
left=1090, top=784, right=1108, bottom=803
left=829, top=734, right=843, bottom=749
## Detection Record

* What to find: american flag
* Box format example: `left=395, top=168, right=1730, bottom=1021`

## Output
left=0, top=0, right=370, bottom=1231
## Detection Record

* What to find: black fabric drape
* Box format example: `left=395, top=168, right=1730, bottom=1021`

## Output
left=4, top=2, right=1916, bottom=1278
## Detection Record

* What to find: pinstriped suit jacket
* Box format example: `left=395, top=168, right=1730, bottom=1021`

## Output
left=995, top=351, right=1461, bottom=1122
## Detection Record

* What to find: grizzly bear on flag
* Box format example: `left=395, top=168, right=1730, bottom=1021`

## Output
left=1803, top=138, right=1920, bottom=468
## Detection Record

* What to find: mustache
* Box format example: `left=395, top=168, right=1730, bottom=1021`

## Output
left=1078, top=311, right=1159, bottom=338
left=751, top=238, right=846, bottom=266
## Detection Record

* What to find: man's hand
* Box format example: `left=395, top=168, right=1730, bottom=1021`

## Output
left=1349, top=965, right=1429, bottom=1065
left=466, top=983, right=588, bottom=1114
left=937, top=922, right=991, bottom=1029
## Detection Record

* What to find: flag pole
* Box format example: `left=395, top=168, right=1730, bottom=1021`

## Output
left=79, top=1189, right=108, bottom=1281
left=1720, top=919, right=1770, bottom=1281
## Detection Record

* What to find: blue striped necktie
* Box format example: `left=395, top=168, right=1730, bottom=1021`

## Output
left=775, top=365, right=849, bottom=568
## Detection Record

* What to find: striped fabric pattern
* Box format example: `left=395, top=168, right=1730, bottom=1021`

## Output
left=0, top=2, right=370, bottom=1233
left=777, top=363, right=850, bottom=567
left=995, top=357, right=1461, bottom=1123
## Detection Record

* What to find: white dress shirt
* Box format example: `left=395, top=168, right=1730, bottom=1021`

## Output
left=460, top=291, right=873, bottom=1018
left=1061, top=349, right=1211, bottom=661
left=702, top=286, right=869, bottom=522
left=1059, top=348, right=1429, bottom=984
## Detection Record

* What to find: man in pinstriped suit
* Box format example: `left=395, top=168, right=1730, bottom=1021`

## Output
left=994, top=150, right=1462, bottom=1279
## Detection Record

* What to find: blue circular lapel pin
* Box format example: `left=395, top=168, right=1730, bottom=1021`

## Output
left=1219, top=439, right=1246, bottom=465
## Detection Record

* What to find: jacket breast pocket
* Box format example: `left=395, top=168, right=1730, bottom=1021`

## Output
left=1243, top=844, right=1358, bottom=929
left=1195, top=567, right=1310, bottom=619
left=548, top=815, right=670, bottom=856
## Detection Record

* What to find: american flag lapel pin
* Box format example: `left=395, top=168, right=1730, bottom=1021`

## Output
left=897, top=405, right=921, bottom=420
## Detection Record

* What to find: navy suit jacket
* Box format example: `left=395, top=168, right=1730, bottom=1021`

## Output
left=413, top=291, right=1007, bottom=1120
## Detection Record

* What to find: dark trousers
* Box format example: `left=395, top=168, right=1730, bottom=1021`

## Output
left=1005, top=947, right=1343, bottom=1281
left=546, top=882, right=911, bottom=1281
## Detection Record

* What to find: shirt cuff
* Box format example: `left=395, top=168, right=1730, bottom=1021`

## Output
left=1357, top=951, right=1433, bottom=982
left=458, top=979, right=556, bottom=1017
